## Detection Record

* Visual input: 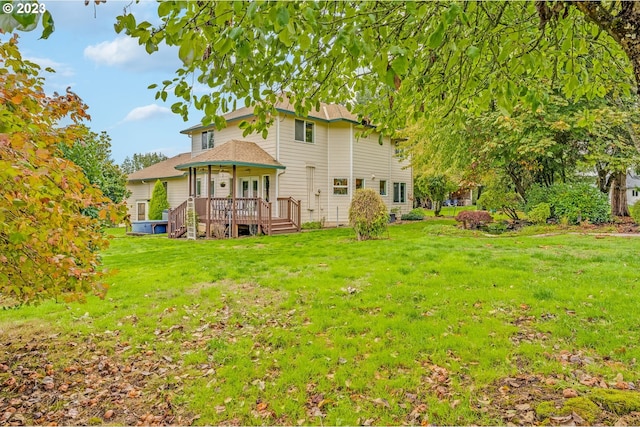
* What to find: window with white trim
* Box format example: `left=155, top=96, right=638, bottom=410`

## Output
left=196, top=178, right=202, bottom=197
left=355, top=178, right=364, bottom=190
left=393, top=182, right=406, bottom=203
left=209, top=179, right=215, bottom=197
left=295, top=119, right=314, bottom=143
left=379, top=180, right=387, bottom=196
left=333, top=178, right=348, bottom=195
left=633, top=189, right=639, bottom=197
left=201, top=130, right=214, bottom=149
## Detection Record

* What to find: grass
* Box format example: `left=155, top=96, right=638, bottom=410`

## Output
left=1, top=221, right=640, bottom=425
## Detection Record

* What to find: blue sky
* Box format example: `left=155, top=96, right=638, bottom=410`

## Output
left=3, top=0, right=202, bottom=163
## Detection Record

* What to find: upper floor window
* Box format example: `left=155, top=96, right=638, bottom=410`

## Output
left=201, top=130, right=214, bottom=149
left=633, top=189, right=639, bottom=197
left=295, top=119, right=314, bottom=143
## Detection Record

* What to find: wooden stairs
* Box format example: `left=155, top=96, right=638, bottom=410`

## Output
left=270, top=218, right=299, bottom=235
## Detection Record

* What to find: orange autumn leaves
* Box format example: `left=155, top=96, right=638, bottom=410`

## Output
left=0, top=35, right=127, bottom=305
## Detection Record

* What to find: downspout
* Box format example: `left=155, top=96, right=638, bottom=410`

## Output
left=349, top=123, right=354, bottom=211
left=275, top=113, right=281, bottom=217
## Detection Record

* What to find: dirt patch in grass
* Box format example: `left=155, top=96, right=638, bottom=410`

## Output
left=0, top=321, right=198, bottom=426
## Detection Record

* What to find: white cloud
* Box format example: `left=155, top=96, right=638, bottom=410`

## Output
left=122, top=104, right=171, bottom=122
left=84, top=36, right=179, bottom=72
left=25, top=56, right=75, bottom=77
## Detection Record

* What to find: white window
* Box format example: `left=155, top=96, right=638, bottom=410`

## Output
left=633, top=189, right=639, bottom=197
left=295, top=119, right=314, bottom=143
left=196, top=178, right=202, bottom=197
left=355, top=178, right=365, bottom=191
left=379, top=180, right=387, bottom=196
left=333, top=178, right=348, bottom=195
left=209, top=179, right=215, bottom=197
left=201, top=130, right=214, bottom=149
left=393, top=182, right=406, bottom=203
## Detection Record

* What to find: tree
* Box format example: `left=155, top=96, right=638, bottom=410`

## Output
left=148, top=180, right=169, bottom=220
left=121, top=152, right=168, bottom=174
left=415, top=174, right=455, bottom=216
left=60, top=128, right=129, bottom=204
left=0, top=36, right=126, bottom=306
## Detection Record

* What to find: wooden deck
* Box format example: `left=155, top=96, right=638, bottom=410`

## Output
left=168, top=197, right=301, bottom=239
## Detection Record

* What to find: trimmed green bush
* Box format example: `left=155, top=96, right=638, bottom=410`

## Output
left=401, top=208, right=426, bottom=221
left=631, top=199, right=640, bottom=224
left=549, top=183, right=610, bottom=224
left=149, top=179, right=170, bottom=220
left=348, top=188, right=388, bottom=240
left=527, top=202, right=551, bottom=225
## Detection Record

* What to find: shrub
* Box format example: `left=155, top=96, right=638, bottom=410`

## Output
left=302, top=221, right=323, bottom=230
left=484, top=221, right=508, bottom=234
left=549, top=183, right=610, bottom=224
left=631, top=200, right=640, bottom=225
left=477, top=189, right=522, bottom=220
left=348, top=188, right=388, bottom=240
left=401, top=208, right=426, bottom=221
left=149, top=179, right=170, bottom=220
left=527, top=202, right=551, bottom=225
left=455, top=210, right=493, bottom=229
left=524, top=185, right=551, bottom=213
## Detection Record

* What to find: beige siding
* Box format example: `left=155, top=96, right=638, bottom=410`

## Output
left=277, top=114, right=329, bottom=223
left=326, top=123, right=353, bottom=224
left=190, top=119, right=278, bottom=158
left=125, top=176, right=189, bottom=220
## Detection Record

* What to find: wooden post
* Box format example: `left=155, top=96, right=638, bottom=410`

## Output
left=188, top=168, right=192, bottom=197
left=232, top=164, right=238, bottom=238
left=206, top=165, right=211, bottom=238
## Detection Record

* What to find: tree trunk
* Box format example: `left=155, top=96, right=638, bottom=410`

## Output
left=434, top=201, right=442, bottom=217
left=574, top=1, right=640, bottom=94
left=610, top=171, right=630, bottom=216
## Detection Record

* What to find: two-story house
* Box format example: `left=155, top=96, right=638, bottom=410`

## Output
left=126, top=100, right=413, bottom=237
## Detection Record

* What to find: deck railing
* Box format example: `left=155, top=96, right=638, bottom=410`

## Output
left=277, top=197, right=301, bottom=231
left=167, top=199, right=188, bottom=238
left=169, top=197, right=287, bottom=238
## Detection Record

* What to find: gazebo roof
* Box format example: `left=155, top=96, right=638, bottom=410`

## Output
left=127, top=152, right=191, bottom=182
left=175, top=140, right=285, bottom=170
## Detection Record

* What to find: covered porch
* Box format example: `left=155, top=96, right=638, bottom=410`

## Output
left=167, top=140, right=301, bottom=239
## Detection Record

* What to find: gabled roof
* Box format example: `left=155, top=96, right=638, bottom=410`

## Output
left=175, top=140, right=285, bottom=170
left=127, top=152, right=191, bottom=182
left=180, top=99, right=361, bottom=134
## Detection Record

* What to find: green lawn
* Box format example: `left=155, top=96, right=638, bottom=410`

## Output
left=1, top=221, right=640, bottom=425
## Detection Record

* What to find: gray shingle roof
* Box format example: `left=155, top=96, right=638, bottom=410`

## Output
left=127, top=152, right=191, bottom=182
left=175, top=140, right=285, bottom=170
left=180, top=99, right=360, bottom=134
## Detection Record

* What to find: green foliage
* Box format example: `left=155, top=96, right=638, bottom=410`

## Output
left=0, top=36, right=126, bottom=305
left=631, top=200, right=640, bottom=224
left=121, top=152, right=168, bottom=174
left=105, top=1, right=633, bottom=140
left=455, top=210, right=493, bottom=229
left=401, top=208, right=426, bottom=221
left=60, top=128, right=129, bottom=204
left=527, top=203, right=551, bottom=225
left=484, top=221, right=509, bottom=235
left=415, top=174, right=456, bottom=216
left=477, top=189, right=523, bottom=221
left=348, top=189, right=388, bottom=240
left=524, top=185, right=551, bottom=213
left=149, top=180, right=169, bottom=220
left=301, top=221, right=323, bottom=230
left=548, top=183, right=610, bottom=224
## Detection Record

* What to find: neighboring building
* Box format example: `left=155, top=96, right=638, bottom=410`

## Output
left=627, top=171, right=640, bottom=207
left=125, top=100, right=413, bottom=236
